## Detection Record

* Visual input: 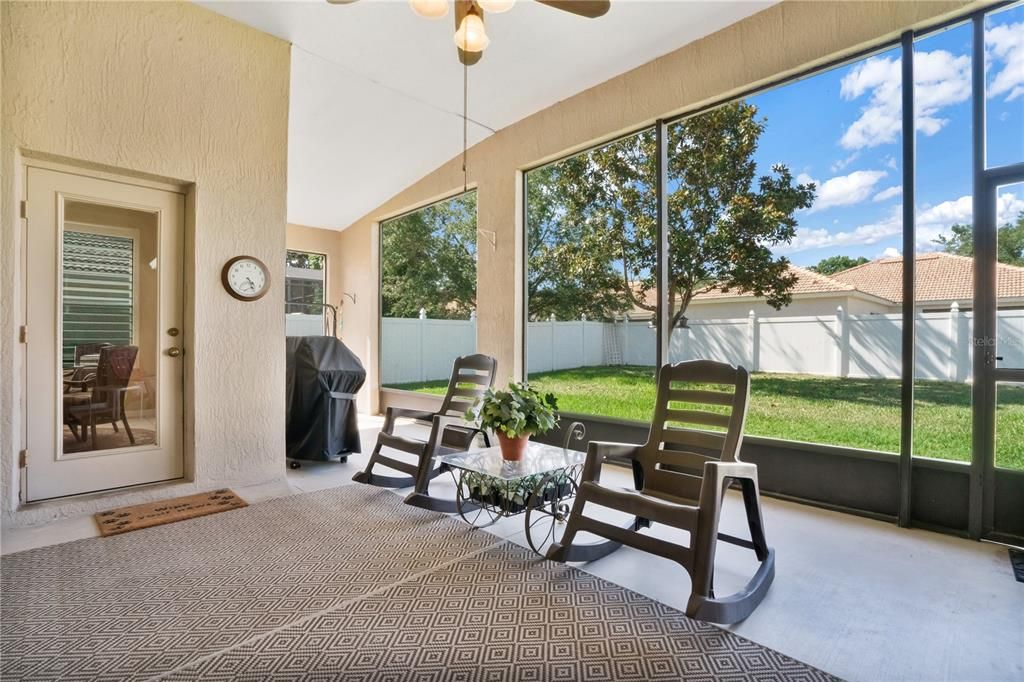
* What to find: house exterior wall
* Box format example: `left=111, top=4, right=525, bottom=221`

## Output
left=1, top=1, right=290, bottom=526
left=687, top=295, right=895, bottom=320
left=331, top=0, right=978, bottom=403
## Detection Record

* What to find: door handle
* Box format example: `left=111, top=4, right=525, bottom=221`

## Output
left=166, top=347, right=183, bottom=358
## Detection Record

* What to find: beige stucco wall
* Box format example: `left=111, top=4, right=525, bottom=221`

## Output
left=1, top=1, right=290, bottom=526
left=333, top=0, right=979, bottom=407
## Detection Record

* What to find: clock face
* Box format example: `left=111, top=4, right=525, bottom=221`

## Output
left=222, top=257, right=270, bottom=301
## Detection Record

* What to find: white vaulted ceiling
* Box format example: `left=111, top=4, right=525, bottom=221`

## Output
left=199, top=0, right=774, bottom=230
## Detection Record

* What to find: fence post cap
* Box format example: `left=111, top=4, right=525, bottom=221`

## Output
left=418, top=308, right=427, bottom=319
left=748, top=309, right=757, bottom=319
left=469, top=310, right=477, bottom=321
left=549, top=313, right=556, bottom=321
left=950, top=301, right=960, bottom=313
left=581, top=313, right=587, bottom=321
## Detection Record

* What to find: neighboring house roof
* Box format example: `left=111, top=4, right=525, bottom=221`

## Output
left=830, top=252, right=1024, bottom=303
left=623, top=253, right=1024, bottom=318
left=692, top=265, right=855, bottom=300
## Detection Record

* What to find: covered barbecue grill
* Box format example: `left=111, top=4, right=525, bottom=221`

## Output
left=285, top=335, right=366, bottom=463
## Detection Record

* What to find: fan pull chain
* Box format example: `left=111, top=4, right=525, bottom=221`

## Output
left=462, top=57, right=468, bottom=192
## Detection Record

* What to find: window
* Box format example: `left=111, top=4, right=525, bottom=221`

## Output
left=661, top=47, right=904, bottom=454
left=380, top=191, right=478, bottom=393
left=985, top=3, right=1024, bottom=169
left=913, top=22, right=975, bottom=464
left=524, top=130, right=657, bottom=421
left=285, top=250, right=326, bottom=336
left=62, top=230, right=134, bottom=367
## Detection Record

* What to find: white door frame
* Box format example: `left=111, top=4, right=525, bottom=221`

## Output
left=23, top=165, right=186, bottom=501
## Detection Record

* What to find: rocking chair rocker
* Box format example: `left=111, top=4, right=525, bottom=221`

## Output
left=547, top=360, right=775, bottom=624
left=352, top=354, right=497, bottom=512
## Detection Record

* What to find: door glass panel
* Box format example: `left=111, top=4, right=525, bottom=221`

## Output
left=285, top=250, right=327, bottom=336
left=61, top=200, right=158, bottom=455
left=996, top=382, right=1024, bottom=470
left=985, top=2, right=1024, bottom=169
left=995, top=182, right=1024, bottom=371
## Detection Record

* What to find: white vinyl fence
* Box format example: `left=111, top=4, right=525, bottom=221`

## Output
left=381, top=305, right=1024, bottom=385
left=285, top=313, right=326, bottom=337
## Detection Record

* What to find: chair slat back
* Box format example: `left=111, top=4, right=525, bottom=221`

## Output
left=93, top=345, right=138, bottom=405
left=438, top=354, right=497, bottom=418
left=639, top=360, right=750, bottom=500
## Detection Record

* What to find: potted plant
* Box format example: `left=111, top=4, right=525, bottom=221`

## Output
left=468, top=381, right=559, bottom=461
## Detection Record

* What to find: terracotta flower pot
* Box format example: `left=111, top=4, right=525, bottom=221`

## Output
left=497, top=432, right=529, bottom=461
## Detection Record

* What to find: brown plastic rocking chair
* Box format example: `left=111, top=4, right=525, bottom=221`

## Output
left=547, top=359, right=775, bottom=624
left=352, top=353, right=496, bottom=512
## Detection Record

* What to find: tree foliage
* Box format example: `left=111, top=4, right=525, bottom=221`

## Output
left=527, top=101, right=815, bottom=325
left=809, top=255, right=869, bottom=275
left=934, top=212, right=1024, bottom=266
left=381, top=192, right=477, bottom=319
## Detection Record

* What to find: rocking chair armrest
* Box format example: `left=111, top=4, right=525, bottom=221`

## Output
left=698, top=461, right=759, bottom=514
left=582, top=441, right=642, bottom=483
left=382, top=406, right=438, bottom=433
left=704, top=460, right=758, bottom=483
left=425, top=414, right=473, bottom=451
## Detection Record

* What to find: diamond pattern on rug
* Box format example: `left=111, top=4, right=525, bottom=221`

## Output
left=163, top=542, right=839, bottom=682
left=1, top=486, right=500, bottom=681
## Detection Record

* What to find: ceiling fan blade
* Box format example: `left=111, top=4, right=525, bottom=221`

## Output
left=535, top=0, right=610, bottom=18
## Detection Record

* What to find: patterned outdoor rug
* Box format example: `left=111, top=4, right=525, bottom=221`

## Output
left=94, top=488, right=247, bottom=536
left=1, top=485, right=839, bottom=681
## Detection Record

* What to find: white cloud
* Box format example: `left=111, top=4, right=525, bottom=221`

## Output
left=873, top=185, right=902, bottom=202
left=830, top=152, right=861, bottom=172
left=986, top=21, right=1024, bottom=102
left=775, top=192, right=1024, bottom=256
left=880, top=247, right=901, bottom=259
left=803, top=170, right=888, bottom=213
left=776, top=206, right=903, bottom=255
left=839, top=50, right=971, bottom=150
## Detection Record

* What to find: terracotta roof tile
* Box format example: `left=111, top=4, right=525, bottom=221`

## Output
left=831, top=252, right=1024, bottom=303
left=693, top=265, right=855, bottom=300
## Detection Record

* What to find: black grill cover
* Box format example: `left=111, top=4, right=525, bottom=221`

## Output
left=286, top=336, right=366, bottom=460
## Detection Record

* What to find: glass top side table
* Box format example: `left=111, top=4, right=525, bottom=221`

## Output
left=437, top=430, right=588, bottom=556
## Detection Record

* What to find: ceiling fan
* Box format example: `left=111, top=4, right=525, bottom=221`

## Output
left=325, top=0, right=611, bottom=65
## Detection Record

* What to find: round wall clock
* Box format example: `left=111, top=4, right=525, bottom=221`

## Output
left=221, top=255, right=271, bottom=301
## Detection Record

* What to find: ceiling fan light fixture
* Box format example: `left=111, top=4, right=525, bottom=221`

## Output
left=453, top=12, right=489, bottom=52
left=409, top=0, right=449, bottom=20
left=477, top=0, right=515, bottom=13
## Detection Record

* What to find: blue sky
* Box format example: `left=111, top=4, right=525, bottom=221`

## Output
left=749, top=6, right=1024, bottom=268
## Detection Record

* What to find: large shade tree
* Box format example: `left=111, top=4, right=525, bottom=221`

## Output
left=934, top=212, right=1024, bottom=266
left=381, top=191, right=478, bottom=319
left=526, top=101, right=815, bottom=327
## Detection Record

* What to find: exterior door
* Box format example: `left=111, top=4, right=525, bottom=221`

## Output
left=24, top=167, right=184, bottom=501
left=973, top=174, right=1024, bottom=543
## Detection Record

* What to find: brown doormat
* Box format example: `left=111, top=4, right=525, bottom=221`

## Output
left=94, top=489, right=247, bottom=536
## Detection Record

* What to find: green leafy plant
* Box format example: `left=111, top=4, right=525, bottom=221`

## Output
left=467, top=381, right=559, bottom=439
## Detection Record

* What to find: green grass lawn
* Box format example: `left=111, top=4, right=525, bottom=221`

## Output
left=386, top=366, right=1024, bottom=469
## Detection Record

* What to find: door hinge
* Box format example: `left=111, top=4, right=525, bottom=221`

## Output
left=19, top=326, right=27, bottom=344
left=18, top=450, right=27, bottom=468
left=20, top=200, right=26, bottom=219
